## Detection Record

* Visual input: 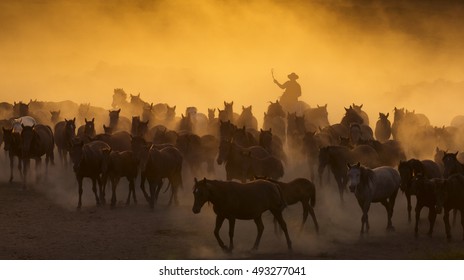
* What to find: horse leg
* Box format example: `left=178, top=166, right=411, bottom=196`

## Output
left=97, top=176, right=105, bottom=205
left=444, top=209, right=452, bottom=240
left=414, top=203, right=422, bottom=237
left=228, top=218, right=236, bottom=252
left=139, top=172, right=150, bottom=203
left=460, top=209, right=464, bottom=240
left=23, top=159, right=30, bottom=189
left=155, top=179, right=164, bottom=205
left=428, top=206, right=437, bottom=236
left=76, top=175, right=83, bottom=209
left=127, top=177, right=136, bottom=205
left=336, top=176, right=344, bottom=203
left=359, top=201, right=370, bottom=234
left=213, top=215, right=227, bottom=251
left=308, top=205, right=319, bottom=233
left=147, top=179, right=156, bottom=209
left=9, top=153, right=14, bottom=183
left=452, top=209, right=458, bottom=227
left=252, top=215, right=264, bottom=251
left=271, top=210, right=292, bottom=251
left=406, top=194, right=412, bottom=223
left=35, top=157, right=42, bottom=183
left=111, top=177, right=120, bottom=208
left=91, top=178, right=100, bottom=206
left=300, top=201, right=309, bottom=232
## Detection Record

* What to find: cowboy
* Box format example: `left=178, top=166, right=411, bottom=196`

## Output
left=273, top=72, right=301, bottom=112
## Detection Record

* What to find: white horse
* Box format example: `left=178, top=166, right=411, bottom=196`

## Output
left=12, top=116, right=37, bottom=133
left=347, top=163, right=400, bottom=234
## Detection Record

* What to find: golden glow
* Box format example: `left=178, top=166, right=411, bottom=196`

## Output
left=1, top=0, right=463, bottom=126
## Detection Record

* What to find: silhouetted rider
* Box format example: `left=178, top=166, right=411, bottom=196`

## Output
left=273, top=72, right=301, bottom=112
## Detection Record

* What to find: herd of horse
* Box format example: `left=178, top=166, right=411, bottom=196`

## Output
left=2, top=89, right=464, bottom=253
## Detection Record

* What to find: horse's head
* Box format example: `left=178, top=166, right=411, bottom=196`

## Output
left=103, top=125, right=113, bottom=135
left=69, top=140, right=85, bottom=172
left=347, top=162, right=362, bottom=192
left=109, top=109, right=121, bottom=122
left=166, top=105, right=176, bottom=120
left=219, top=120, right=235, bottom=141
left=398, top=160, right=412, bottom=192
left=217, top=139, right=232, bottom=165
left=442, top=151, right=459, bottom=178
left=84, top=118, right=95, bottom=136
left=259, top=129, right=272, bottom=147
left=208, top=108, right=216, bottom=120
left=379, top=112, right=389, bottom=121
left=50, top=110, right=61, bottom=123
left=267, top=100, right=285, bottom=118
left=192, top=177, right=210, bottom=214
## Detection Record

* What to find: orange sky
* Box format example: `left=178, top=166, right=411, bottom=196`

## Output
left=1, top=0, right=464, bottom=126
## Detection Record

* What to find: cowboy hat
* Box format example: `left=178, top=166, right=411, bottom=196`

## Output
left=288, top=72, right=299, bottom=80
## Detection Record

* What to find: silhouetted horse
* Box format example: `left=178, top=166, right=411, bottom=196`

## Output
left=12, top=116, right=37, bottom=133
left=20, top=124, right=54, bottom=186
left=351, top=103, right=369, bottom=126
left=258, top=129, right=286, bottom=163
left=219, top=120, right=236, bottom=141
left=139, top=145, right=183, bottom=208
left=2, top=128, right=22, bottom=182
left=151, top=125, right=178, bottom=145
left=54, top=118, right=76, bottom=166
left=434, top=174, right=464, bottom=240
left=341, top=106, right=364, bottom=127
left=349, top=123, right=374, bottom=145
left=223, top=101, right=239, bottom=123
left=101, top=149, right=139, bottom=207
left=109, top=109, right=131, bottom=132
left=304, top=104, right=330, bottom=132
left=216, top=139, right=269, bottom=182
left=176, top=133, right=218, bottom=176
left=70, top=140, right=110, bottom=208
left=242, top=152, right=284, bottom=180
left=398, top=159, right=441, bottom=222
left=50, top=110, right=61, bottom=125
left=375, top=113, right=391, bottom=142
left=410, top=174, right=441, bottom=237
left=442, top=151, right=464, bottom=178
left=265, top=178, right=319, bottom=232
left=318, top=145, right=352, bottom=202
left=192, top=178, right=292, bottom=252
left=237, top=105, right=258, bottom=130
left=347, top=163, right=400, bottom=233
left=232, top=126, right=257, bottom=147
left=77, top=118, right=96, bottom=141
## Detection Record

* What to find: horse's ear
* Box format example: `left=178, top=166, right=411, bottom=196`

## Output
left=269, top=128, right=272, bottom=133
left=73, top=117, right=76, bottom=123
left=436, top=147, right=439, bottom=152
left=455, top=152, right=459, bottom=156
left=65, top=118, right=68, bottom=122
left=386, top=113, right=389, bottom=118
left=347, top=163, right=351, bottom=169
left=203, top=177, right=207, bottom=183
left=344, top=107, right=349, bottom=111
left=324, top=104, right=327, bottom=108
left=117, top=109, right=121, bottom=113
left=92, top=118, right=95, bottom=122
left=194, top=177, right=198, bottom=184
left=85, top=118, right=88, bottom=123
left=356, top=162, right=361, bottom=167
left=260, top=129, right=263, bottom=132
left=360, top=104, right=363, bottom=108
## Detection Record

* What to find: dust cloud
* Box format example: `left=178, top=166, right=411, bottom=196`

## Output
left=1, top=0, right=464, bottom=126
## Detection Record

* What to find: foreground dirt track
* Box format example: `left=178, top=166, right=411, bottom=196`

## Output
left=2, top=164, right=464, bottom=260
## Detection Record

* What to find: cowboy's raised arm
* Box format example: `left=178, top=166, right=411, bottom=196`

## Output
left=274, top=79, right=285, bottom=89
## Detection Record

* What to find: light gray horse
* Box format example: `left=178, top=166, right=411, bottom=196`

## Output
left=347, top=163, right=400, bottom=234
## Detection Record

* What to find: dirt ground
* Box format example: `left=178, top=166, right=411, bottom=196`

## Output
left=1, top=154, right=464, bottom=260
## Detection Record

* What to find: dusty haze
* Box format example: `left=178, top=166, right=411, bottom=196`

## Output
left=1, top=0, right=464, bottom=126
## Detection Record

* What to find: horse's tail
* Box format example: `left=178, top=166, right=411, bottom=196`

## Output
left=274, top=183, right=287, bottom=211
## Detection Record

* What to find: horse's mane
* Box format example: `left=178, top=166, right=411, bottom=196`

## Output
left=360, top=165, right=375, bottom=188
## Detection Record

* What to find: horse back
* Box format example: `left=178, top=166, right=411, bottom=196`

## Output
left=370, top=166, right=400, bottom=202
left=422, top=160, right=442, bottom=179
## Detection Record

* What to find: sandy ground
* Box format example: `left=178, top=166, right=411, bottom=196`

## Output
left=0, top=153, right=464, bottom=260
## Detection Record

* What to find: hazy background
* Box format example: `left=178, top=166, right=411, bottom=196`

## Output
left=1, top=0, right=464, bottom=126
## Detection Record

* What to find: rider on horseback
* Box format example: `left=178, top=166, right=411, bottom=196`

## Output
left=273, top=72, right=301, bottom=112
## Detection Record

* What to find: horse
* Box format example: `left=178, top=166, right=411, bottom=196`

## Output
left=223, top=101, right=239, bottom=123
left=351, top=103, right=369, bottom=126
left=318, top=145, right=352, bottom=202
left=434, top=174, right=464, bottom=240
left=101, top=149, right=139, bottom=207
left=70, top=140, right=110, bottom=208
left=2, top=128, right=22, bottom=182
left=264, top=178, right=319, bottom=233
left=20, top=124, right=55, bottom=186
left=375, top=113, right=392, bottom=142
left=410, top=174, right=441, bottom=237
left=50, top=110, right=61, bottom=125
left=219, top=120, right=236, bottom=141
left=192, top=178, right=292, bottom=252
left=94, top=131, right=132, bottom=152
left=341, top=106, right=364, bottom=127
left=258, top=129, right=286, bottom=163
left=349, top=123, right=374, bottom=145
left=232, top=126, right=257, bottom=148
left=398, top=159, right=442, bottom=222
left=176, top=133, right=218, bottom=176
left=139, top=145, right=183, bottom=208
left=347, top=163, right=400, bottom=234
left=442, top=151, right=464, bottom=178
left=303, top=104, right=330, bottom=132
left=54, top=118, right=76, bottom=166
left=241, top=152, right=284, bottom=180
left=77, top=118, right=96, bottom=141
left=237, top=105, right=258, bottom=130
left=216, top=139, right=269, bottom=182
left=109, top=109, right=131, bottom=132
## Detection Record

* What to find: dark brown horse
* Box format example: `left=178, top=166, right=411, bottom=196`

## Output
left=54, top=118, right=76, bottom=166
left=192, top=178, right=292, bottom=252
left=265, top=178, right=319, bottom=232
left=20, top=124, right=55, bottom=186
left=410, top=174, right=441, bottom=237
left=398, top=159, right=442, bottom=222
left=434, top=174, right=464, bottom=240
left=101, top=149, right=139, bottom=207
left=139, top=145, right=183, bottom=208
left=70, top=140, right=110, bottom=208
left=77, top=118, right=96, bottom=141
left=2, top=127, right=22, bottom=182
